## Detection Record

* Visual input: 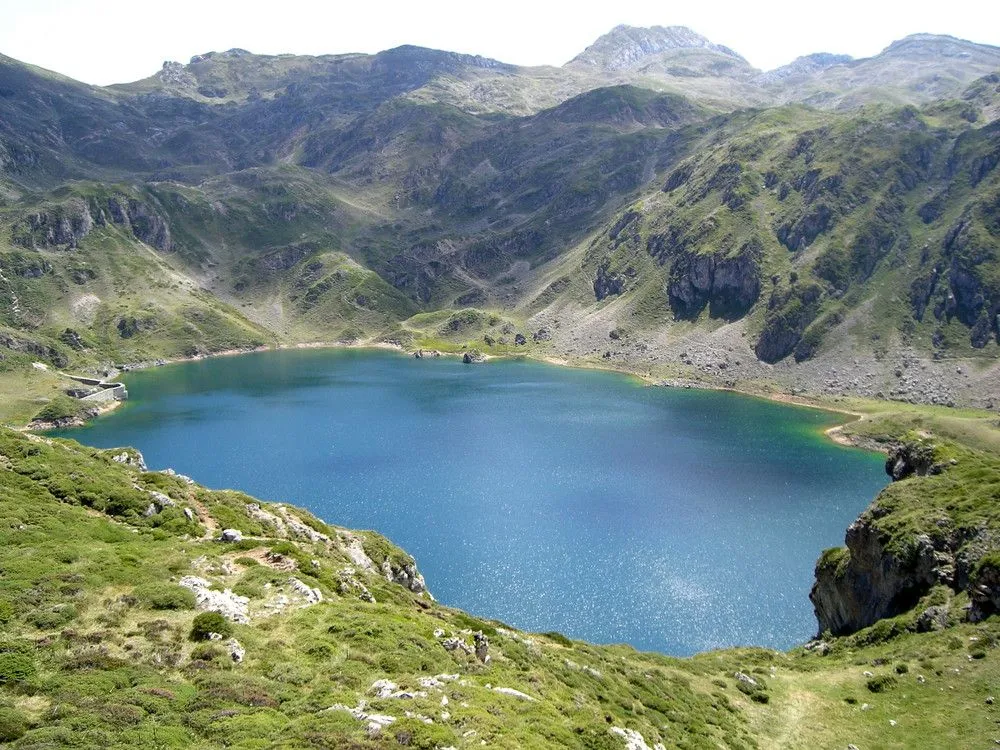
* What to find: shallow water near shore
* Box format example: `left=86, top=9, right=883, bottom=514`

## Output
left=54, top=348, right=888, bottom=655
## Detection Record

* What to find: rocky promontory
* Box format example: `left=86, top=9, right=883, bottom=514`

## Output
left=811, top=438, right=1000, bottom=636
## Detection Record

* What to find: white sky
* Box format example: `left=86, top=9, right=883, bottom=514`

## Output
left=1, top=0, right=998, bottom=86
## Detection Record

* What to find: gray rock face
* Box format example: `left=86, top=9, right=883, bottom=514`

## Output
left=667, top=248, right=761, bottom=320
left=757, top=53, right=853, bottom=84
left=11, top=195, right=173, bottom=252
left=381, top=558, right=428, bottom=595
left=117, top=197, right=173, bottom=252
left=110, top=449, right=147, bottom=471
left=158, top=60, right=197, bottom=87
left=462, top=350, right=486, bottom=364
left=885, top=443, right=942, bottom=480
left=969, top=562, right=1000, bottom=622
left=179, top=575, right=250, bottom=623
left=569, top=25, right=749, bottom=72
left=915, top=604, right=949, bottom=632
left=810, top=520, right=956, bottom=636
left=593, top=263, right=625, bottom=301
left=474, top=631, right=490, bottom=663
left=12, top=199, right=94, bottom=249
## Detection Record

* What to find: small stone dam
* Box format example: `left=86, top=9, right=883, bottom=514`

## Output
left=64, top=374, right=128, bottom=403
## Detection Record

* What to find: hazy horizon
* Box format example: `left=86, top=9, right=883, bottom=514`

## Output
left=1, top=0, right=999, bottom=86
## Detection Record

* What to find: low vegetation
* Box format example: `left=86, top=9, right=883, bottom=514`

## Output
left=0, top=423, right=999, bottom=748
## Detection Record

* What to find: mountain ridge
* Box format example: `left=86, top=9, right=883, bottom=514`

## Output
left=0, top=26, right=998, bottom=425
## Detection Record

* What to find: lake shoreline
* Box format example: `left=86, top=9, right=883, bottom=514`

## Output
left=43, top=343, right=890, bottom=656
left=32, top=339, right=876, bottom=449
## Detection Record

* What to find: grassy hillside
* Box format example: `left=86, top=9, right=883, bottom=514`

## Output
left=1, top=420, right=1000, bottom=748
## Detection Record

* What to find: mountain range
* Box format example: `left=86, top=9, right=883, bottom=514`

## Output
left=1, top=25, right=999, bottom=424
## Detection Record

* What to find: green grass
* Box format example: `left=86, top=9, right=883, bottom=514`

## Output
left=2, top=418, right=1000, bottom=747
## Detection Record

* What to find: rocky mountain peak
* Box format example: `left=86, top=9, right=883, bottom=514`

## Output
left=189, top=48, right=255, bottom=65
left=758, top=52, right=853, bottom=84
left=880, top=33, right=1000, bottom=61
left=568, top=24, right=747, bottom=71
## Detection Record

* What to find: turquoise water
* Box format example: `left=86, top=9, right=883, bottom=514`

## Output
left=54, top=348, right=887, bottom=655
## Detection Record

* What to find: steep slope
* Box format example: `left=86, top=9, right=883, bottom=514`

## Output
left=519, top=98, right=1000, bottom=408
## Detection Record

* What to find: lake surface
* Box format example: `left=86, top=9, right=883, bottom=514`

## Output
left=54, top=348, right=887, bottom=655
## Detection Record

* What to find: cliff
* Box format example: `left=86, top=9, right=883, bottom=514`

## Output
left=811, top=438, right=1000, bottom=636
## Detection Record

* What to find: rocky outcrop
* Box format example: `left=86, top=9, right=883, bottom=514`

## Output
left=568, top=24, right=749, bottom=73
left=258, top=245, right=312, bottom=272
left=462, top=350, right=486, bottom=364
left=12, top=199, right=94, bottom=249
left=776, top=203, right=834, bottom=251
left=0, top=331, right=69, bottom=368
left=11, top=195, right=172, bottom=252
left=667, top=245, right=761, bottom=320
left=810, top=522, right=951, bottom=636
left=811, top=446, right=1000, bottom=636
left=909, top=267, right=940, bottom=320
left=381, top=558, right=428, bottom=595
left=754, top=282, right=823, bottom=363
left=969, top=559, right=1000, bottom=622
left=593, top=262, right=625, bottom=301
left=179, top=575, right=250, bottom=623
left=107, top=197, right=172, bottom=252
left=885, top=442, right=943, bottom=480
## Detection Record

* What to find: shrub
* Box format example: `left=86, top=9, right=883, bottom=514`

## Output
left=190, top=643, right=226, bottom=662
left=895, top=663, right=909, bottom=674
left=32, top=396, right=83, bottom=423
left=135, top=583, right=196, bottom=611
left=0, top=707, right=28, bottom=742
left=0, top=652, right=36, bottom=684
left=28, top=604, right=77, bottom=629
left=190, top=612, right=232, bottom=641
left=0, top=600, right=14, bottom=625
left=544, top=631, right=574, bottom=647
left=866, top=674, right=898, bottom=693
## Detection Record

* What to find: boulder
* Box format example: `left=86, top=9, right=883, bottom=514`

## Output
left=474, top=631, right=490, bottom=663
left=915, top=605, right=949, bottom=632
left=593, top=263, right=625, bottom=300
left=220, top=529, right=243, bottom=543
left=228, top=638, right=245, bottom=663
